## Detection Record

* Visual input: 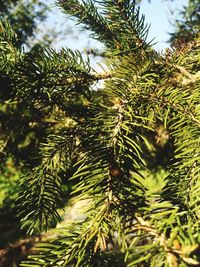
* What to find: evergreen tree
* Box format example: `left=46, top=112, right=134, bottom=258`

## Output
left=1, top=0, right=200, bottom=266
left=169, top=0, right=200, bottom=45
left=0, top=0, right=48, bottom=48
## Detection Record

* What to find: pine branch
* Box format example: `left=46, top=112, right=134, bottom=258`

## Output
left=58, top=0, right=116, bottom=48
left=59, top=0, right=151, bottom=53
left=17, top=130, right=76, bottom=234
left=11, top=48, right=93, bottom=106
left=99, top=0, right=150, bottom=48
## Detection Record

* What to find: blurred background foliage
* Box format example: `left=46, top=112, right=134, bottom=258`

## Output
left=169, top=0, right=200, bottom=45
left=0, top=0, right=48, bottom=48
left=0, top=2, right=73, bottom=265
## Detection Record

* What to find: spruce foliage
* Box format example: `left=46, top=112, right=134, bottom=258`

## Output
left=1, top=0, right=200, bottom=266
left=0, top=0, right=56, bottom=252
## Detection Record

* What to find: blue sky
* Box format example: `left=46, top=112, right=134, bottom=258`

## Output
left=46, top=0, right=188, bottom=52
left=139, top=0, right=188, bottom=50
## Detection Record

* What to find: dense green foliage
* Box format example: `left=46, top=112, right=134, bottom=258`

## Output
left=1, top=0, right=200, bottom=266
left=0, top=0, right=50, bottom=251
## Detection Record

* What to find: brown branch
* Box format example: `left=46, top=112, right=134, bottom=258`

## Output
left=0, top=237, right=39, bottom=267
left=174, top=65, right=200, bottom=84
